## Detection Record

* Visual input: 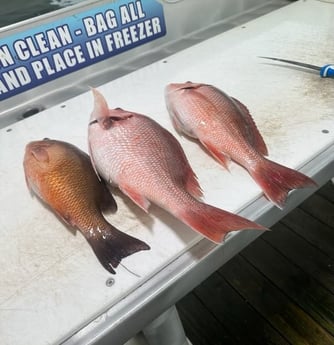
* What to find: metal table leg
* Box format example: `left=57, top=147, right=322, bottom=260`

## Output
left=142, top=306, right=191, bottom=345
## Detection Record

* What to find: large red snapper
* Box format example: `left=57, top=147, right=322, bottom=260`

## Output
left=23, top=139, right=150, bottom=274
left=88, top=89, right=267, bottom=243
left=165, top=82, right=316, bottom=208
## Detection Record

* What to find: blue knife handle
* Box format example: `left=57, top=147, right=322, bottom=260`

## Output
left=320, top=64, right=334, bottom=78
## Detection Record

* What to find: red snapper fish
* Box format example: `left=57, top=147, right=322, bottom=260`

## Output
left=88, top=89, right=267, bottom=243
left=23, top=139, right=150, bottom=274
left=165, top=82, right=316, bottom=208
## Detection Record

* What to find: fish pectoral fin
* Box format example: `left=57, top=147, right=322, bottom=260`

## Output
left=120, top=184, right=151, bottom=212
left=231, top=97, right=268, bottom=156
left=59, top=211, right=77, bottom=227
left=201, top=140, right=231, bottom=171
left=26, top=178, right=43, bottom=199
left=25, top=175, right=33, bottom=193
left=170, top=111, right=184, bottom=134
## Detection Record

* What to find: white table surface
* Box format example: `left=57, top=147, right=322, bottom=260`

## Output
left=1, top=1, right=334, bottom=344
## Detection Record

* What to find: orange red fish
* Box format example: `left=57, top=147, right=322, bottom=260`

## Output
left=23, top=139, right=150, bottom=274
left=23, top=82, right=316, bottom=273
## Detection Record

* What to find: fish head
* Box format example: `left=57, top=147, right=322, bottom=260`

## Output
left=24, top=138, right=54, bottom=168
left=165, top=82, right=204, bottom=110
left=24, top=138, right=81, bottom=176
left=23, top=138, right=60, bottom=194
left=90, top=89, right=134, bottom=130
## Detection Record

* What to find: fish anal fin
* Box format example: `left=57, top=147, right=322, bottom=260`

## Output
left=231, top=97, right=268, bottom=156
left=100, top=182, right=118, bottom=213
left=201, top=140, right=231, bottom=171
left=120, top=184, right=151, bottom=212
left=50, top=209, right=78, bottom=234
left=88, top=141, right=102, bottom=182
left=184, top=168, right=203, bottom=199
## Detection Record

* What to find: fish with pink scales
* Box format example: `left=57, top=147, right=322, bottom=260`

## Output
left=165, top=82, right=317, bottom=208
left=88, top=89, right=267, bottom=243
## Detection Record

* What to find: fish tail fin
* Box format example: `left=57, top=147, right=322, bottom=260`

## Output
left=177, top=201, right=267, bottom=243
left=249, top=158, right=317, bottom=209
left=86, top=226, right=150, bottom=274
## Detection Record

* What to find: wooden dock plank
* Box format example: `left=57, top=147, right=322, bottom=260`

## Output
left=317, top=182, right=334, bottom=204
left=281, top=208, right=334, bottom=260
left=177, top=293, right=237, bottom=345
left=178, top=182, right=334, bottom=345
left=219, top=254, right=334, bottom=345
left=241, top=238, right=334, bottom=337
left=300, top=193, right=334, bottom=229
left=263, top=222, right=334, bottom=294
left=193, top=271, right=290, bottom=345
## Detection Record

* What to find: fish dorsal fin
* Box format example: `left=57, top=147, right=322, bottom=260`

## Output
left=119, top=183, right=151, bottom=212
left=91, top=88, right=129, bottom=130
left=91, top=88, right=110, bottom=129
left=231, top=97, right=268, bottom=156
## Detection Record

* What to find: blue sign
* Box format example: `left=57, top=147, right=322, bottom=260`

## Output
left=0, top=0, right=166, bottom=101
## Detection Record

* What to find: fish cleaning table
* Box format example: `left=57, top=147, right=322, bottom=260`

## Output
left=1, top=1, right=334, bottom=344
